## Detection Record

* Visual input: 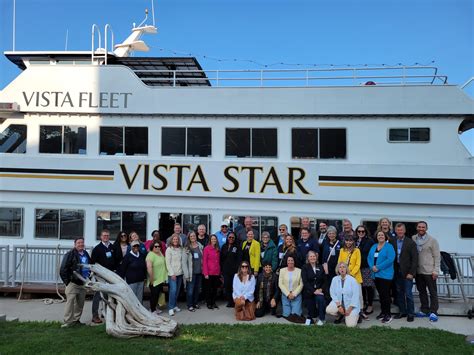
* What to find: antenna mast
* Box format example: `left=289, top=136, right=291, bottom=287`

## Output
left=12, top=0, right=16, bottom=51
left=151, top=0, right=156, bottom=26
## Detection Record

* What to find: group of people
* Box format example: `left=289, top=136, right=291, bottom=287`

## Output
left=59, top=217, right=441, bottom=328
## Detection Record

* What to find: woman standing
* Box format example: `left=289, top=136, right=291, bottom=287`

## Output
left=368, top=231, right=396, bottom=324
left=322, top=226, right=342, bottom=289
left=242, top=230, right=261, bottom=277
left=118, top=240, right=147, bottom=303
left=220, top=232, right=242, bottom=307
left=277, top=235, right=299, bottom=271
left=127, top=231, right=147, bottom=256
left=146, top=241, right=167, bottom=315
left=301, top=250, right=327, bottom=326
left=326, top=262, right=361, bottom=327
left=278, top=256, right=304, bottom=319
left=145, top=230, right=167, bottom=255
left=375, top=217, right=396, bottom=241
left=355, top=225, right=375, bottom=315
left=260, top=231, right=278, bottom=272
left=185, top=231, right=202, bottom=312
left=113, top=231, right=129, bottom=266
left=255, top=262, right=280, bottom=317
left=165, top=234, right=191, bottom=316
left=203, top=234, right=221, bottom=309
left=232, top=261, right=256, bottom=321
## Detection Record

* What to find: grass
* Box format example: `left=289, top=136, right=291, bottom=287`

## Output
left=0, top=322, right=472, bottom=354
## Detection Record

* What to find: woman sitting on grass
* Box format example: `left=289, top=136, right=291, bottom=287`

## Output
left=326, top=262, right=360, bottom=328
left=233, top=261, right=256, bottom=321
left=278, top=256, right=304, bottom=322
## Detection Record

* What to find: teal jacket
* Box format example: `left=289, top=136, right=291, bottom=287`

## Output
left=261, top=240, right=278, bottom=271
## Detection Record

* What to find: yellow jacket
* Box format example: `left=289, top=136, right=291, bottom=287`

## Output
left=278, top=267, right=303, bottom=297
left=338, top=248, right=362, bottom=283
left=242, top=240, right=261, bottom=273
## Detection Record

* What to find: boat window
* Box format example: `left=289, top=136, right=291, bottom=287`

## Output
left=292, top=128, right=346, bottom=159
left=225, top=128, right=277, bottom=158
left=161, top=127, right=212, bottom=157
left=388, top=128, right=430, bottom=142
left=96, top=211, right=147, bottom=240
left=0, top=207, right=23, bottom=237
left=99, top=126, right=148, bottom=156
left=362, top=220, right=418, bottom=238
left=35, top=209, right=84, bottom=239
left=0, top=124, right=27, bottom=153
left=223, top=215, right=278, bottom=242
left=39, top=125, right=87, bottom=154
left=290, top=216, right=343, bottom=239
left=460, top=224, right=474, bottom=239
left=158, top=213, right=211, bottom=240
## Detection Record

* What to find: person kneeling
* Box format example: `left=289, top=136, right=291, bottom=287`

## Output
left=233, top=262, right=256, bottom=321
left=255, top=262, right=280, bottom=317
left=278, top=256, right=304, bottom=322
left=326, top=262, right=361, bottom=327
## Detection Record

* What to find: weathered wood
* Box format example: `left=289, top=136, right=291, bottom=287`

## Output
left=75, top=264, right=177, bottom=338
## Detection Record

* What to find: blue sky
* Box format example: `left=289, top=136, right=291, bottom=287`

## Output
left=0, top=0, right=472, bottom=151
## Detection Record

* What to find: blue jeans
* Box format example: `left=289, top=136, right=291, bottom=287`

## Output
left=282, top=293, right=302, bottom=317
left=395, top=272, right=414, bottom=316
left=186, top=273, right=202, bottom=308
left=305, top=294, right=326, bottom=321
left=168, top=275, right=183, bottom=310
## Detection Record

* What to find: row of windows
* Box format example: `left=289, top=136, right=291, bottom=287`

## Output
left=0, top=124, right=431, bottom=158
left=1, top=207, right=472, bottom=240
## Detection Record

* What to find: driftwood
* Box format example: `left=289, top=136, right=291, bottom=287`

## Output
left=74, top=264, right=177, bottom=338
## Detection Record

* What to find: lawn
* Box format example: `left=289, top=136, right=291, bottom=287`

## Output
left=0, top=322, right=471, bottom=354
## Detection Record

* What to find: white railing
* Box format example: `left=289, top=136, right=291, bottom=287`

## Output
left=133, top=66, right=449, bottom=88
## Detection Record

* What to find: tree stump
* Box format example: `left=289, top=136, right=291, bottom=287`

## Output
left=75, top=264, right=177, bottom=338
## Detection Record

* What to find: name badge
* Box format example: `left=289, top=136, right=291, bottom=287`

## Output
left=279, top=252, right=284, bottom=259
left=374, top=252, right=379, bottom=258
left=261, top=252, right=265, bottom=258
left=105, top=251, right=112, bottom=258
left=222, top=237, right=226, bottom=243
left=193, top=252, right=199, bottom=259
left=232, top=247, right=237, bottom=253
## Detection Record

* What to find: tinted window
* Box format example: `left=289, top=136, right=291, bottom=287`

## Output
left=100, top=127, right=123, bottom=155
left=97, top=211, right=122, bottom=238
left=96, top=211, right=147, bottom=241
left=35, top=209, right=59, bottom=238
left=389, top=128, right=409, bottom=142
left=0, top=124, right=27, bottom=153
left=63, top=126, right=87, bottom=154
left=410, top=128, right=430, bottom=142
left=320, top=128, right=346, bottom=159
left=60, top=209, right=84, bottom=239
left=35, top=209, right=84, bottom=239
left=460, top=224, right=474, bottom=239
left=389, top=128, right=430, bottom=142
left=39, top=126, right=62, bottom=153
left=252, top=128, right=277, bottom=157
left=292, top=128, right=318, bottom=158
left=187, top=128, right=211, bottom=157
left=162, top=127, right=186, bottom=156
left=125, top=127, right=148, bottom=155
left=0, top=207, right=22, bottom=237
left=122, top=211, right=147, bottom=241
left=226, top=128, right=250, bottom=157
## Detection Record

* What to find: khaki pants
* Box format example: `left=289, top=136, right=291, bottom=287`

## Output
left=64, top=282, right=86, bottom=325
left=326, top=301, right=359, bottom=327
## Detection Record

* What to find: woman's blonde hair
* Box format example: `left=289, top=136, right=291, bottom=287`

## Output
left=335, top=261, right=348, bottom=275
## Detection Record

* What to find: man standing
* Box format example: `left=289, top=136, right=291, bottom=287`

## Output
left=59, top=237, right=91, bottom=328
left=276, top=224, right=289, bottom=247
left=390, top=223, right=417, bottom=322
left=90, top=229, right=115, bottom=324
left=299, top=217, right=316, bottom=240
left=412, top=221, right=440, bottom=322
left=339, top=219, right=354, bottom=241
left=166, top=223, right=187, bottom=246
left=316, top=221, right=329, bottom=246
left=236, top=216, right=259, bottom=243
left=196, top=224, right=210, bottom=247
left=215, top=221, right=230, bottom=248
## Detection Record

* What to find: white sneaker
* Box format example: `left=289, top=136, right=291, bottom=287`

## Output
left=316, top=320, right=325, bottom=326
left=168, top=309, right=175, bottom=316
left=174, top=307, right=181, bottom=312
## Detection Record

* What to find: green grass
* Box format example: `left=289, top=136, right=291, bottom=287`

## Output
left=0, top=322, right=471, bottom=354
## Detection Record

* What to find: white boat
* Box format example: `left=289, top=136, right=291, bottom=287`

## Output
left=0, top=12, right=473, bottom=256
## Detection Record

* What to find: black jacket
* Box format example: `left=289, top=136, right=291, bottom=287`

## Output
left=118, top=252, right=147, bottom=284
left=60, top=248, right=91, bottom=286
left=277, top=245, right=300, bottom=269
left=91, top=242, right=116, bottom=271
left=254, top=272, right=281, bottom=303
left=220, top=242, right=242, bottom=275
left=390, top=236, right=418, bottom=277
left=301, top=263, right=327, bottom=297
left=356, top=237, right=374, bottom=268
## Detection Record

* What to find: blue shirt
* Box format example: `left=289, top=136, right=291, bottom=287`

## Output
left=215, top=231, right=229, bottom=249
left=79, top=252, right=90, bottom=279
left=396, top=237, right=404, bottom=263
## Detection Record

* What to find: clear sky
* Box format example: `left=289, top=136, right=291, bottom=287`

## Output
left=0, top=0, right=472, bottom=151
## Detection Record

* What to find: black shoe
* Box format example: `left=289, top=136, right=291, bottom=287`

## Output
left=394, top=313, right=407, bottom=319
left=381, top=315, right=393, bottom=324
left=213, top=304, right=219, bottom=309
left=407, top=315, right=414, bottom=322
left=226, top=303, right=234, bottom=308
left=334, top=315, right=344, bottom=324
left=357, top=316, right=363, bottom=324
left=194, top=304, right=200, bottom=309
left=376, top=313, right=385, bottom=320
left=207, top=304, right=213, bottom=310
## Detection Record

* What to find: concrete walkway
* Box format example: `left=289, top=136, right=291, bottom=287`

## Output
left=1, top=296, right=472, bottom=337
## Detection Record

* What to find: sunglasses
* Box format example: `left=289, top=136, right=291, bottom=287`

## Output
left=121, top=234, right=127, bottom=237
left=279, top=229, right=286, bottom=231
left=228, top=236, right=235, bottom=239
left=153, top=245, right=160, bottom=248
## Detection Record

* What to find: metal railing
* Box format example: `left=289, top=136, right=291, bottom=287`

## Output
left=132, top=66, right=449, bottom=88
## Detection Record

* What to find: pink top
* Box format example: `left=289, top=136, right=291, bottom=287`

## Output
left=144, top=240, right=166, bottom=254
left=203, top=245, right=221, bottom=276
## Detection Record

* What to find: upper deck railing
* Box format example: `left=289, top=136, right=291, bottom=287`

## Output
left=131, top=65, right=449, bottom=88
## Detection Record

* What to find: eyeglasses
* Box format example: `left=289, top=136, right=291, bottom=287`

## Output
left=153, top=245, right=160, bottom=248
left=279, top=229, right=286, bottom=231
left=241, top=265, right=249, bottom=268
left=228, top=236, right=235, bottom=239
left=356, top=230, right=366, bottom=234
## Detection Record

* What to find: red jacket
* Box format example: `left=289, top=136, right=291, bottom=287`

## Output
left=203, top=245, right=221, bottom=276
